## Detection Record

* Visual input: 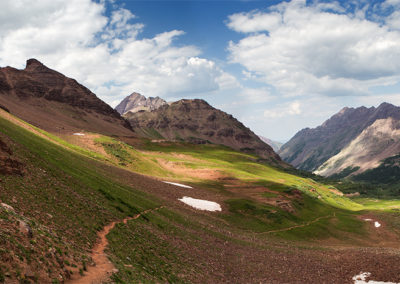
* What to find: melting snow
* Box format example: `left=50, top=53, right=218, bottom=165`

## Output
left=73, top=133, right=85, bottom=136
left=363, top=219, right=381, bottom=228
left=178, top=196, right=221, bottom=211
left=162, top=181, right=193, bottom=188
left=353, top=272, right=398, bottom=284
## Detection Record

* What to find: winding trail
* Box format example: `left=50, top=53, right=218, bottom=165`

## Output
left=70, top=206, right=164, bottom=284
left=259, top=213, right=336, bottom=235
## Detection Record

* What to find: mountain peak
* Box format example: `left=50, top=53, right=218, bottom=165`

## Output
left=377, top=102, right=395, bottom=110
left=0, top=59, right=133, bottom=135
left=25, top=58, right=46, bottom=71
left=123, top=97, right=285, bottom=166
left=337, top=106, right=350, bottom=115
left=127, top=92, right=145, bottom=100
left=115, top=92, right=167, bottom=115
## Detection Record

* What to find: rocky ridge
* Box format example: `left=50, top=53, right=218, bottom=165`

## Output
left=123, top=98, right=284, bottom=165
left=115, top=92, right=167, bottom=115
left=314, top=117, right=400, bottom=177
left=279, top=102, right=400, bottom=172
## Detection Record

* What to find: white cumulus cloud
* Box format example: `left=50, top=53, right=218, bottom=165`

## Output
left=264, top=101, right=302, bottom=118
left=0, top=0, right=237, bottom=105
left=227, top=0, right=400, bottom=98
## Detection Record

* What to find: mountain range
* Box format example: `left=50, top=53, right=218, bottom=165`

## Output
left=279, top=102, right=400, bottom=180
left=121, top=96, right=284, bottom=165
left=0, top=59, right=284, bottom=166
left=1, top=58, right=400, bottom=283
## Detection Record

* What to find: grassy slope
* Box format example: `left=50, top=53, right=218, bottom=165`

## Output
left=1, top=110, right=400, bottom=282
left=95, top=136, right=361, bottom=209
left=73, top=132, right=372, bottom=242
left=0, top=114, right=158, bottom=282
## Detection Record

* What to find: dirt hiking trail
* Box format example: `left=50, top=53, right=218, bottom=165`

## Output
left=259, top=213, right=336, bottom=234
left=70, top=206, right=164, bottom=284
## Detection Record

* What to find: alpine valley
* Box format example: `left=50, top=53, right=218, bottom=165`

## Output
left=0, top=60, right=400, bottom=284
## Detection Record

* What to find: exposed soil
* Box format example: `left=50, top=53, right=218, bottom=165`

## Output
left=62, top=133, right=110, bottom=158
left=69, top=206, right=164, bottom=284
left=156, top=158, right=229, bottom=180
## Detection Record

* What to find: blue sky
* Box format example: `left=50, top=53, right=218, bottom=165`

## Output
left=1, top=0, right=400, bottom=141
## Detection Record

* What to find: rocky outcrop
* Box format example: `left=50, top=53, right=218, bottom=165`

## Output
left=0, top=59, right=133, bottom=136
left=115, top=92, right=167, bottom=115
left=279, top=103, right=400, bottom=171
left=124, top=99, right=285, bottom=166
left=0, top=137, right=24, bottom=176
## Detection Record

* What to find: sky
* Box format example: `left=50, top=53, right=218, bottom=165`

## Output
left=1, top=0, right=400, bottom=142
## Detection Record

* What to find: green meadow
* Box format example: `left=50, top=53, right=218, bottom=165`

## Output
left=1, top=112, right=400, bottom=282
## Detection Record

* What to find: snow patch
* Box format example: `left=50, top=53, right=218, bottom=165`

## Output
left=73, top=133, right=85, bottom=136
left=363, top=219, right=381, bottom=228
left=353, top=272, right=398, bottom=284
left=178, top=196, right=221, bottom=212
left=163, top=181, right=193, bottom=188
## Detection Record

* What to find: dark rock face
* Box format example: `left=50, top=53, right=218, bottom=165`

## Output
left=115, top=92, right=167, bottom=115
left=0, top=59, right=132, bottom=135
left=125, top=99, right=285, bottom=166
left=279, top=102, right=400, bottom=171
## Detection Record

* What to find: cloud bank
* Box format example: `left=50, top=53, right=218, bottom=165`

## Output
left=0, top=0, right=234, bottom=105
left=227, top=0, right=400, bottom=98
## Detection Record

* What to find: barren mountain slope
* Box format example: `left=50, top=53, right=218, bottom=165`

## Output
left=279, top=103, right=400, bottom=171
left=0, top=59, right=133, bottom=136
left=124, top=99, right=284, bottom=165
left=314, top=118, right=400, bottom=177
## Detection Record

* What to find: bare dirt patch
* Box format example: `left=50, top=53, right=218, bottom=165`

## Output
left=62, top=133, right=110, bottom=158
left=156, top=158, right=228, bottom=180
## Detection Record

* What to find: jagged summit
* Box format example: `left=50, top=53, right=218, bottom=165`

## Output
left=115, top=92, right=167, bottom=115
left=25, top=58, right=45, bottom=69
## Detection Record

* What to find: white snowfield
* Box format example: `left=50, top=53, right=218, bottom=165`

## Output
left=353, top=272, right=398, bottom=284
left=73, top=133, right=85, bottom=136
left=178, top=196, right=222, bottom=212
left=162, top=181, right=193, bottom=188
left=363, top=219, right=382, bottom=228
